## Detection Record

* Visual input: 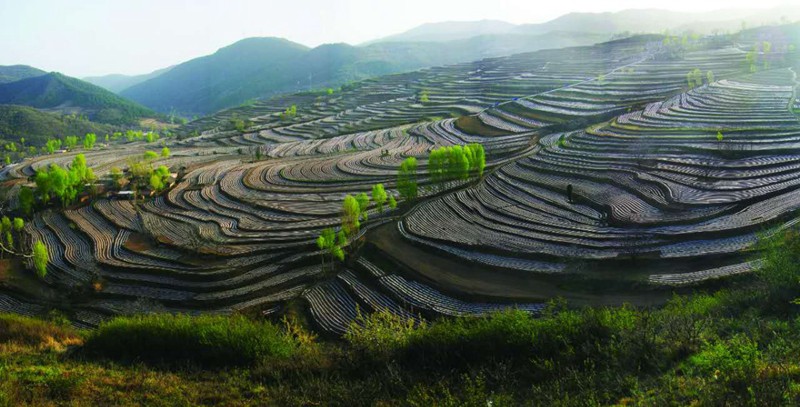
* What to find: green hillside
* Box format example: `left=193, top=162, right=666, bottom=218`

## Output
left=0, top=65, right=46, bottom=85
left=82, top=65, right=175, bottom=93
left=0, top=105, right=114, bottom=146
left=0, top=72, right=157, bottom=125
left=122, top=33, right=608, bottom=116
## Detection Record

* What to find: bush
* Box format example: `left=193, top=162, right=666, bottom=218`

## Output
left=83, top=314, right=298, bottom=367
left=688, top=334, right=761, bottom=386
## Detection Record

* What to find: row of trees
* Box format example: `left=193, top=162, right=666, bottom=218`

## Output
left=0, top=215, right=47, bottom=278
left=686, top=69, right=714, bottom=89
left=0, top=216, right=25, bottom=257
left=316, top=183, right=397, bottom=272
left=118, top=151, right=173, bottom=198
left=33, top=154, right=96, bottom=208
left=428, top=144, right=485, bottom=184
left=280, top=105, right=298, bottom=121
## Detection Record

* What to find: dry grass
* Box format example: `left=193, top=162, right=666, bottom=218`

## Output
left=0, top=314, right=83, bottom=351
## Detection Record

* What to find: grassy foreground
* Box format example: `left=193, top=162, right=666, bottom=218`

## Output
left=2, top=232, right=800, bottom=405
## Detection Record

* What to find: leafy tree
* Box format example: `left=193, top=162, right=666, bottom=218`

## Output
left=145, top=132, right=159, bottom=143
left=686, top=69, right=703, bottom=89
left=428, top=143, right=486, bottom=189
left=83, top=133, right=96, bottom=150
left=331, top=246, right=345, bottom=261
left=356, top=192, right=370, bottom=220
left=18, top=187, right=34, bottom=216
left=706, top=70, right=715, bottom=84
left=143, top=151, right=158, bottom=160
left=388, top=194, right=397, bottom=209
left=149, top=174, right=164, bottom=192
left=12, top=218, right=24, bottom=232
left=32, top=240, right=48, bottom=278
left=342, top=195, right=361, bottom=237
left=64, top=135, right=78, bottom=150
left=398, top=157, right=418, bottom=201
left=419, top=91, right=429, bottom=103
left=280, top=105, right=297, bottom=120
left=372, top=184, right=387, bottom=212
left=45, top=139, right=62, bottom=154
left=161, top=147, right=171, bottom=158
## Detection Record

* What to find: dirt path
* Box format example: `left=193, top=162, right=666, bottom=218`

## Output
left=368, top=220, right=675, bottom=307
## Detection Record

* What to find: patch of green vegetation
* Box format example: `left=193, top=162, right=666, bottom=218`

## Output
left=0, top=105, right=115, bottom=146
left=0, top=73, right=157, bottom=125
left=82, top=314, right=299, bottom=367
left=1, top=229, right=800, bottom=404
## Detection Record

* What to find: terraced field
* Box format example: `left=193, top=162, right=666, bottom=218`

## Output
left=2, top=33, right=799, bottom=334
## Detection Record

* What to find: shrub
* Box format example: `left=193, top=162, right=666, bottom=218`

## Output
left=345, top=308, right=424, bottom=360
left=83, top=314, right=298, bottom=367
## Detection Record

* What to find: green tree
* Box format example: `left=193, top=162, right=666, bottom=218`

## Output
left=149, top=174, right=164, bottom=192
left=388, top=194, right=397, bottom=209
left=64, top=136, right=78, bottom=150
left=18, top=187, right=34, bottom=216
left=83, top=133, right=96, bottom=150
left=161, top=147, right=171, bottom=158
left=143, top=151, right=158, bottom=160
left=398, top=157, right=418, bottom=201
left=372, top=184, right=387, bottom=212
left=356, top=192, right=370, bottom=221
left=706, top=70, right=715, bottom=84
left=12, top=218, right=24, bottom=232
left=32, top=240, right=48, bottom=278
left=419, top=90, right=429, bottom=103
left=45, top=139, right=62, bottom=154
left=316, top=228, right=338, bottom=272
left=342, top=195, right=361, bottom=237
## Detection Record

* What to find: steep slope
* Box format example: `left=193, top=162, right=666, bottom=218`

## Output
left=0, top=72, right=156, bottom=125
left=0, top=105, right=114, bottom=146
left=83, top=65, right=174, bottom=93
left=0, top=65, right=47, bottom=85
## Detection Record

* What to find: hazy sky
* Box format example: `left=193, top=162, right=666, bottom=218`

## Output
left=0, top=0, right=794, bottom=77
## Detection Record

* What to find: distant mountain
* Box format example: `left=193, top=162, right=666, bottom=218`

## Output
left=122, top=32, right=608, bottom=116
left=0, top=65, right=47, bottom=85
left=512, top=7, right=800, bottom=36
left=0, top=105, right=115, bottom=146
left=0, top=72, right=157, bottom=125
left=83, top=66, right=174, bottom=94
left=364, top=20, right=515, bottom=44
left=121, top=37, right=310, bottom=116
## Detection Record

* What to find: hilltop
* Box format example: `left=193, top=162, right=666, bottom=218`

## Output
left=0, top=65, right=47, bottom=85
left=0, top=72, right=158, bottom=125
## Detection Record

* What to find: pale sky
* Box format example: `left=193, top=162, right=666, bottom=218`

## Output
left=0, top=0, right=795, bottom=77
